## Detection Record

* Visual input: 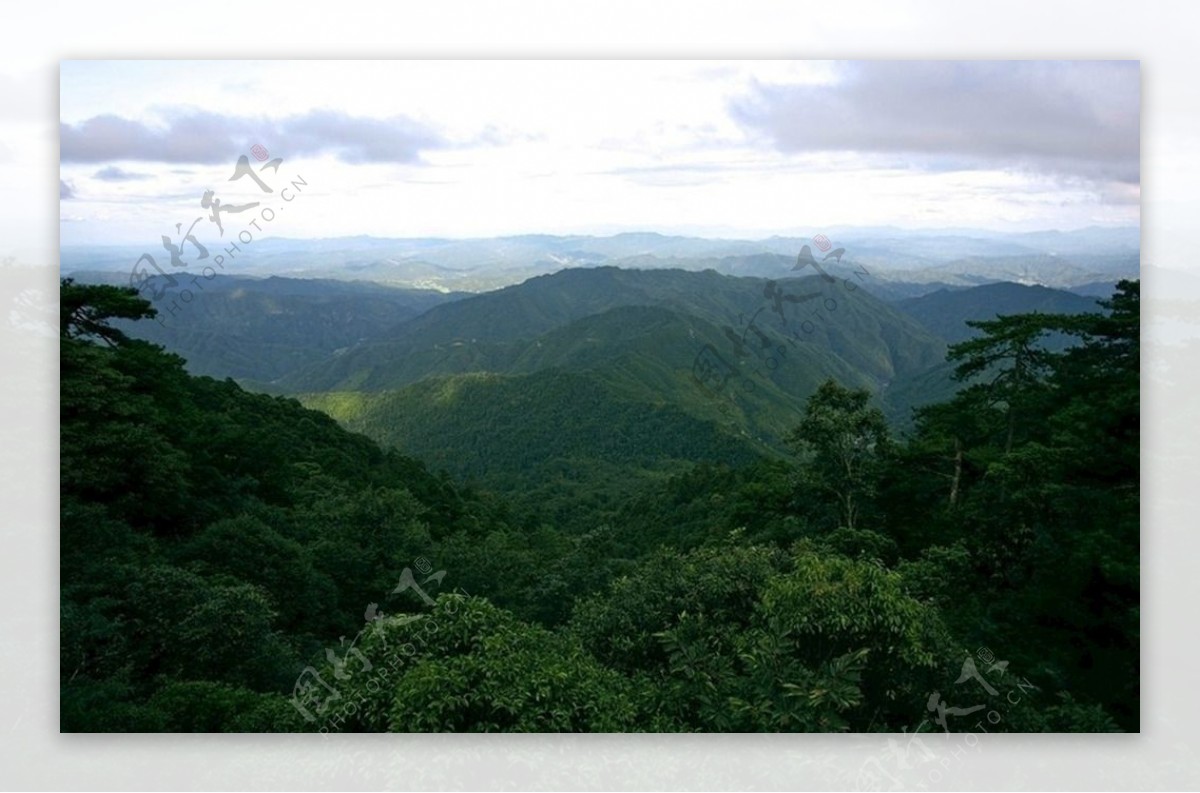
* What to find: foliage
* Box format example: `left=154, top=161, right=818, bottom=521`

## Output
left=786, top=380, right=892, bottom=530
left=59, top=278, right=1138, bottom=732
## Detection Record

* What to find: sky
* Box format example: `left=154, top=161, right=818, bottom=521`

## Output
left=57, top=60, right=1141, bottom=246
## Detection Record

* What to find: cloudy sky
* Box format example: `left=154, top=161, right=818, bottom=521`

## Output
left=58, top=60, right=1140, bottom=245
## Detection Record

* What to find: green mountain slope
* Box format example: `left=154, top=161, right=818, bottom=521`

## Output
left=285, top=268, right=955, bottom=515
left=302, top=368, right=763, bottom=476
left=294, top=273, right=955, bottom=527
left=104, top=274, right=461, bottom=383
left=300, top=367, right=766, bottom=528
left=280, top=267, right=948, bottom=396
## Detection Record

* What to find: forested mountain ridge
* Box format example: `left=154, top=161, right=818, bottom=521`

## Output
left=61, top=277, right=1138, bottom=733
left=101, top=268, right=1115, bottom=527
left=279, top=267, right=948, bottom=398
left=287, top=269, right=952, bottom=518
left=74, top=266, right=1113, bottom=441
left=71, top=272, right=462, bottom=383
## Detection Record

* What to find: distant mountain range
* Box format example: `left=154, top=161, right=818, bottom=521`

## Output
left=63, top=226, right=1139, bottom=294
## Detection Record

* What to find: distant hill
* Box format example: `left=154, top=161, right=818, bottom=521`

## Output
left=873, top=253, right=1138, bottom=291
left=1068, top=280, right=1123, bottom=298
left=896, top=282, right=1104, bottom=344
left=854, top=280, right=969, bottom=302
left=89, top=274, right=463, bottom=382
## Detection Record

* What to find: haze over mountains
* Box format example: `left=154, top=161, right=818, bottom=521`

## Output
left=64, top=225, right=1138, bottom=294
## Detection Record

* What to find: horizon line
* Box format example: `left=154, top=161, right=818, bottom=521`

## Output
left=59, top=223, right=1142, bottom=249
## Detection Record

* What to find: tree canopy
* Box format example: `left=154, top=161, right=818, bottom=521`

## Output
left=60, top=279, right=1138, bottom=732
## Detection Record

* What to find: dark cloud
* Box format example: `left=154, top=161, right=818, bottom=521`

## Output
left=60, top=109, right=449, bottom=165
left=59, top=180, right=75, bottom=199
left=730, top=61, right=1140, bottom=183
left=93, top=165, right=151, bottom=181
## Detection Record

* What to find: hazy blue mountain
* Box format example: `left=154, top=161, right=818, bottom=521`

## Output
left=1068, top=280, right=1124, bottom=298
left=62, top=226, right=1139, bottom=293
left=1005, top=226, right=1140, bottom=255
left=854, top=280, right=968, bottom=302
left=873, top=253, right=1138, bottom=290
left=897, top=282, right=1102, bottom=344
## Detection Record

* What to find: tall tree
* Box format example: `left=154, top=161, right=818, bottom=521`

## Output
left=946, top=313, right=1056, bottom=453
left=786, top=380, right=890, bottom=530
left=60, top=278, right=156, bottom=347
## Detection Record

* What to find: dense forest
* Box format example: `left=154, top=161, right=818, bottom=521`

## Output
left=60, top=276, right=1138, bottom=732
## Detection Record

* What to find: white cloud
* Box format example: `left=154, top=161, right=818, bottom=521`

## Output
left=58, top=60, right=1140, bottom=245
